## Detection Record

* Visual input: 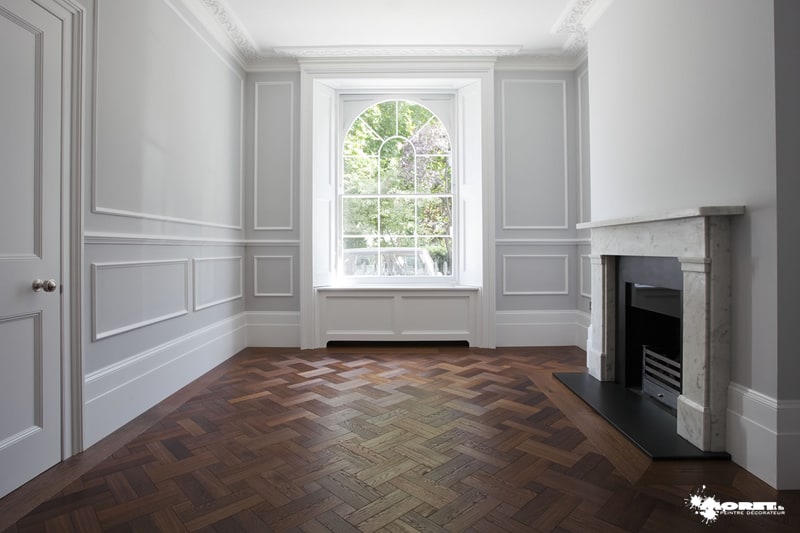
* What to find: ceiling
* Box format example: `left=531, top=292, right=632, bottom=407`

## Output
left=198, top=0, right=596, bottom=64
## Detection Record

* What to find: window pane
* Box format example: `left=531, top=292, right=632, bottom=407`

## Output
left=342, top=241, right=378, bottom=276
left=419, top=237, right=452, bottom=276
left=417, top=156, right=451, bottom=194
left=380, top=247, right=434, bottom=276
left=380, top=198, right=415, bottom=236
left=343, top=237, right=370, bottom=250
left=344, top=118, right=382, bottom=156
left=343, top=198, right=378, bottom=235
left=361, top=101, right=396, bottom=139
left=344, top=156, right=378, bottom=194
left=380, top=138, right=414, bottom=194
left=418, top=197, right=452, bottom=236
left=397, top=101, right=433, bottom=139
left=379, top=236, right=415, bottom=249
left=413, top=118, right=451, bottom=154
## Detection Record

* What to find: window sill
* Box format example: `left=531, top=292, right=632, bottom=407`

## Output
left=316, top=284, right=480, bottom=292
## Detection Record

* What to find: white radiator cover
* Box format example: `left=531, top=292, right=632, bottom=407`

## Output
left=315, top=287, right=480, bottom=346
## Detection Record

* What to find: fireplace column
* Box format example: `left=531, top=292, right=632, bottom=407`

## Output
left=587, top=254, right=615, bottom=381
left=676, top=218, right=732, bottom=451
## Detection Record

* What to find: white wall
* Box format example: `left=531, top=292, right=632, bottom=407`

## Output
left=587, top=0, right=798, bottom=488
left=81, top=0, right=247, bottom=446
left=589, top=0, right=777, bottom=395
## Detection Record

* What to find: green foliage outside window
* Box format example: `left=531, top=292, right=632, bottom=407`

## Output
left=342, top=100, right=453, bottom=277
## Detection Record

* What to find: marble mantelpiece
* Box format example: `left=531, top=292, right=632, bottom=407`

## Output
left=577, top=206, right=744, bottom=452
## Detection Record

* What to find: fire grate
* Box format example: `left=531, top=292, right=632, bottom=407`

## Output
left=642, top=345, right=681, bottom=410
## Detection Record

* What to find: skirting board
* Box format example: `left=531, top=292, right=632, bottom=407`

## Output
left=246, top=311, right=301, bottom=347
left=83, top=314, right=248, bottom=447
left=727, top=382, right=800, bottom=489
left=496, top=310, right=590, bottom=349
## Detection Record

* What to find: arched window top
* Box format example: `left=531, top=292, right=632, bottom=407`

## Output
left=344, top=100, right=451, bottom=158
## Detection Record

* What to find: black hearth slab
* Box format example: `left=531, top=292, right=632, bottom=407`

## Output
left=554, top=372, right=730, bottom=460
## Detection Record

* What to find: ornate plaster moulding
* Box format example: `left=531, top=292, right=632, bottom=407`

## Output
left=199, top=0, right=604, bottom=68
left=198, top=0, right=259, bottom=60
left=552, top=0, right=610, bottom=55
left=271, top=45, right=523, bottom=59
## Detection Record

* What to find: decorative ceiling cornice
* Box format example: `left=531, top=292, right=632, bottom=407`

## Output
left=552, top=0, right=596, bottom=54
left=272, top=45, right=523, bottom=59
left=199, top=0, right=600, bottom=68
left=198, top=0, right=259, bottom=60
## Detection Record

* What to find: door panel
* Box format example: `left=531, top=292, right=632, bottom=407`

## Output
left=0, top=0, right=63, bottom=498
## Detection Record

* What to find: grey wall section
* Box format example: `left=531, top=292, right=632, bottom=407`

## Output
left=588, top=0, right=778, bottom=397
left=86, top=0, right=245, bottom=239
left=244, top=71, right=301, bottom=312
left=84, top=243, right=245, bottom=374
left=80, top=0, right=247, bottom=445
left=494, top=69, right=588, bottom=314
left=775, top=0, right=800, bottom=401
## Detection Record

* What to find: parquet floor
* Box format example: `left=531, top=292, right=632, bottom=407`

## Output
left=2, top=346, right=798, bottom=532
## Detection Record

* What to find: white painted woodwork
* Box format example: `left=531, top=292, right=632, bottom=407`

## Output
left=495, top=310, right=589, bottom=349
left=458, top=81, right=485, bottom=288
left=83, top=314, right=247, bottom=447
left=301, top=64, right=496, bottom=349
left=0, top=0, right=63, bottom=499
left=311, top=81, right=336, bottom=289
left=316, top=288, right=479, bottom=346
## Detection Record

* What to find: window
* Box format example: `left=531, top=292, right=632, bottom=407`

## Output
left=340, top=99, right=454, bottom=279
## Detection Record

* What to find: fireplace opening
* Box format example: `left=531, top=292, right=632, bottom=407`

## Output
left=617, top=257, right=682, bottom=411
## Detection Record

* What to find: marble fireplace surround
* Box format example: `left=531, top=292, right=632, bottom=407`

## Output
left=577, top=206, right=745, bottom=452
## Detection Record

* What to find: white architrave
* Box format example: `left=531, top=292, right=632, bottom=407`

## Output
left=299, top=60, right=497, bottom=349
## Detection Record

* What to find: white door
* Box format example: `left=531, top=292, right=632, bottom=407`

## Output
left=0, top=0, right=64, bottom=498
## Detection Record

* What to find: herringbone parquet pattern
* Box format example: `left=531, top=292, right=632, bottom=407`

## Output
left=3, top=346, right=797, bottom=532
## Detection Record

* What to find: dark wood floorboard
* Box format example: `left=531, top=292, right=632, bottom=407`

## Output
left=1, top=346, right=798, bottom=532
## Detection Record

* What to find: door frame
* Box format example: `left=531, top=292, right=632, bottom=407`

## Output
left=44, top=0, right=85, bottom=458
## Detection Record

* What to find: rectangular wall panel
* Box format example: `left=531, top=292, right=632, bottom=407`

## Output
left=398, top=295, right=472, bottom=335
left=93, top=0, right=243, bottom=229
left=92, top=260, right=189, bottom=340
left=254, top=255, right=293, bottom=296
left=580, top=254, right=592, bottom=298
left=193, top=256, right=243, bottom=311
left=502, top=254, right=569, bottom=295
left=323, top=296, right=395, bottom=335
left=501, top=80, right=568, bottom=229
left=255, top=82, right=294, bottom=230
